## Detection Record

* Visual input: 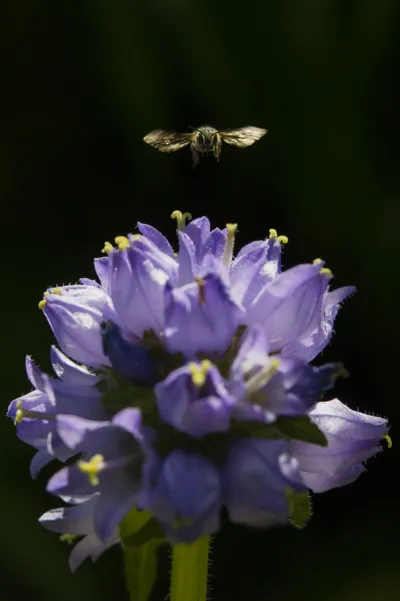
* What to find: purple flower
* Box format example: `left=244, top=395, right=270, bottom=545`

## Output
left=290, top=398, right=388, bottom=492
left=150, top=450, right=221, bottom=543
left=163, top=268, right=244, bottom=357
left=8, top=212, right=388, bottom=562
left=155, top=361, right=234, bottom=437
left=40, top=285, right=115, bottom=368
left=224, top=439, right=305, bottom=527
left=39, top=495, right=119, bottom=571
left=47, top=408, right=156, bottom=541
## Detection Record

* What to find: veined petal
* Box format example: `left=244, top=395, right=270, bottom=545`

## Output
left=164, top=273, right=244, bottom=357
left=247, top=263, right=331, bottom=352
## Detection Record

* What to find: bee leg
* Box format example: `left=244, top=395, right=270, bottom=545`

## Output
left=191, top=147, right=200, bottom=168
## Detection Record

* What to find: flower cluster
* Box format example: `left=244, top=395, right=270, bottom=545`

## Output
left=8, top=211, right=388, bottom=570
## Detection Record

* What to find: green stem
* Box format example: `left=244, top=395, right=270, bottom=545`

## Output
left=170, top=536, right=210, bottom=601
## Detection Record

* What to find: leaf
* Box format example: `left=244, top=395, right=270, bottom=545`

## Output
left=286, top=487, right=312, bottom=529
left=101, top=384, right=156, bottom=416
left=120, top=508, right=165, bottom=601
left=123, top=539, right=162, bottom=601
left=122, top=517, right=165, bottom=549
left=275, top=416, right=328, bottom=446
left=231, top=415, right=328, bottom=446
left=120, top=507, right=164, bottom=549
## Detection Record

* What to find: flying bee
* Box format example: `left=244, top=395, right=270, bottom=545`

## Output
left=143, top=125, right=267, bottom=166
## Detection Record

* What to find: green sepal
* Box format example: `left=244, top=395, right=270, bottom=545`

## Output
left=231, top=415, right=328, bottom=446
left=101, top=382, right=156, bottom=417
left=123, top=539, right=162, bottom=601
left=120, top=507, right=165, bottom=549
left=286, top=487, right=312, bottom=529
left=275, top=416, right=328, bottom=446
left=120, top=508, right=165, bottom=601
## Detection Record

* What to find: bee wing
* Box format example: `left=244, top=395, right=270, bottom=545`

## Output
left=143, top=130, right=193, bottom=153
left=218, top=126, right=267, bottom=147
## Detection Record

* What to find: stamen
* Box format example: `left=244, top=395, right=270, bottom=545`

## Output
left=189, top=359, right=212, bottom=387
left=195, top=277, right=205, bottom=304
left=383, top=434, right=392, bottom=449
left=102, top=241, right=113, bottom=255
left=50, top=288, right=62, bottom=295
left=171, top=210, right=192, bottom=232
left=222, top=223, right=237, bottom=269
left=313, top=258, right=323, bottom=265
left=269, top=229, right=288, bottom=244
left=38, top=299, right=47, bottom=310
left=77, top=454, right=105, bottom=486
left=245, top=358, right=280, bottom=396
left=14, top=400, right=53, bottom=423
left=114, top=236, right=130, bottom=251
left=320, top=267, right=332, bottom=277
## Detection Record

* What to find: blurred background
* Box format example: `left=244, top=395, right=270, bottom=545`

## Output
left=2, top=1, right=400, bottom=600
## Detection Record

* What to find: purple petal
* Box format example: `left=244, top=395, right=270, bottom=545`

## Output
left=282, top=285, right=356, bottom=361
left=151, top=450, right=221, bottom=542
left=137, top=222, right=176, bottom=259
left=247, top=263, right=330, bottom=352
left=224, top=439, right=304, bottom=527
left=156, top=365, right=233, bottom=437
left=164, top=274, right=244, bottom=357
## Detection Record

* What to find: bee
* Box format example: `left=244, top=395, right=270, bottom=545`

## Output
left=143, top=125, right=267, bottom=166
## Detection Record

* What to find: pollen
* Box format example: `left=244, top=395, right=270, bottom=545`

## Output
left=269, top=229, right=288, bottom=244
left=59, top=534, right=78, bottom=544
left=38, top=299, right=47, bottom=310
left=313, top=258, right=323, bottom=264
left=189, top=359, right=212, bottom=387
left=15, top=400, right=24, bottom=424
left=102, top=241, right=113, bottom=255
left=114, top=236, right=130, bottom=251
left=77, top=454, right=105, bottom=486
left=195, top=277, right=206, bottom=304
left=171, top=210, right=192, bottom=232
left=320, top=267, right=333, bottom=277
left=50, top=288, right=62, bottom=295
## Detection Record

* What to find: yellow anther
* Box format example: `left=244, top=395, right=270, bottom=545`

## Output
left=277, top=235, right=288, bottom=244
left=269, top=228, right=278, bottom=239
left=15, top=400, right=24, bottom=424
left=189, top=359, right=212, bottom=387
left=171, top=210, right=192, bottom=232
left=320, top=267, right=332, bottom=277
left=313, top=258, right=323, bottom=265
left=59, top=534, right=77, bottom=544
left=102, top=241, right=113, bottom=255
left=114, top=236, right=130, bottom=251
left=43, top=291, right=49, bottom=297
left=384, top=434, right=392, bottom=449
left=77, top=454, right=105, bottom=486
left=38, top=299, right=47, bottom=310
left=50, top=288, right=62, bottom=295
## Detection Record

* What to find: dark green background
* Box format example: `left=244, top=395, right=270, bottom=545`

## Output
left=2, top=1, right=399, bottom=600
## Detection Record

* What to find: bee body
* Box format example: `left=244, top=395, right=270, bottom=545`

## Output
left=143, top=124, right=266, bottom=166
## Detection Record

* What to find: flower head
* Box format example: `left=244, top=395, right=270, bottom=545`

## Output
left=8, top=212, right=388, bottom=567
